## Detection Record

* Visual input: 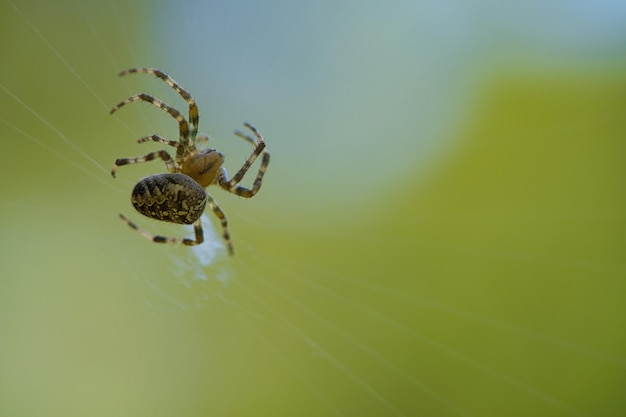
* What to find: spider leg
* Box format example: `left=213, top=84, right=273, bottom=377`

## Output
left=206, top=194, right=234, bottom=255
left=111, top=149, right=176, bottom=178
left=119, top=68, right=199, bottom=143
left=119, top=213, right=204, bottom=246
left=218, top=123, right=270, bottom=198
left=137, top=134, right=178, bottom=148
left=110, top=93, right=191, bottom=165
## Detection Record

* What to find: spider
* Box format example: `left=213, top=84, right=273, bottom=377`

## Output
left=110, top=68, right=270, bottom=255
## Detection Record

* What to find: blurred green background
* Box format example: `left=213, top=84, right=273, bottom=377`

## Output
left=1, top=1, right=625, bottom=416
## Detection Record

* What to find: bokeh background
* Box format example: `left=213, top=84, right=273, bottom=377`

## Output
left=1, top=1, right=625, bottom=416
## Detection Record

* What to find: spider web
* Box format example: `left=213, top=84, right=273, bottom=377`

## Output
left=1, top=1, right=625, bottom=417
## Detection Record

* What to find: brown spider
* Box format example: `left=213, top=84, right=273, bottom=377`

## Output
left=110, top=68, right=270, bottom=255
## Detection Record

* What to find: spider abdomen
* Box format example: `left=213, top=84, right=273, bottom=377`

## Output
left=131, top=173, right=207, bottom=225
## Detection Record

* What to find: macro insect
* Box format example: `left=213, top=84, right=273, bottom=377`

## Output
left=110, top=68, right=270, bottom=255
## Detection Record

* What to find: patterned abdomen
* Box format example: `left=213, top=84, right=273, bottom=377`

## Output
left=131, top=173, right=207, bottom=224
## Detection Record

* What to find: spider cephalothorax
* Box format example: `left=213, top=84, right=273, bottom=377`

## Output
left=110, top=68, right=270, bottom=255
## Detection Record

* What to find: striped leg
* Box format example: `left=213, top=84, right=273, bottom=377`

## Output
left=206, top=194, right=234, bottom=255
left=119, top=213, right=204, bottom=246
left=219, top=123, right=270, bottom=198
left=110, top=93, right=191, bottom=165
left=137, top=134, right=178, bottom=148
left=111, top=149, right=176, bottom=178
left=118, top=68, right=200, bottom=143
